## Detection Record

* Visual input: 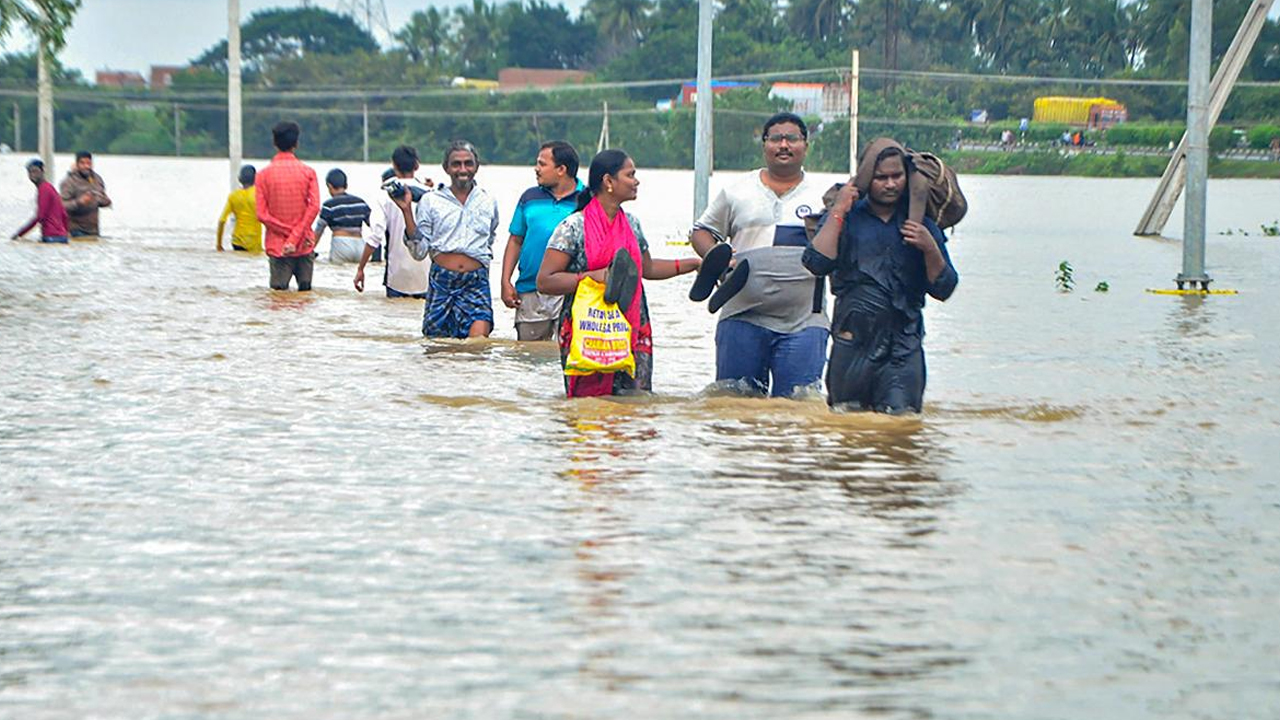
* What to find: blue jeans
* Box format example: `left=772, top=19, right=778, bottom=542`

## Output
left=41, top=236, right=68, bottom=244
left=715, top=318, right=829, bottom=397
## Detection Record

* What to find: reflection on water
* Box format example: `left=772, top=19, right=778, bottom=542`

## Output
left=2, top=159, right=1279, bottom=718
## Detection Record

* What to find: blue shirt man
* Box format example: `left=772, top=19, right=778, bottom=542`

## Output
left=500, top=141, right=583, bottom=341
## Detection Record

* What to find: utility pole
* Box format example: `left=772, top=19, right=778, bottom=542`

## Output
left=692, top=0, right=714, bottom=221
left=228, top=0, right=243, bottom=190
left=1178, top=0, right=1213, bottom=290
left=849, top=51, right=860, bottom=175
left=362, top=100, right=369, bottom=162
left=37, top=38, right=54, bottom=173
left=13, top=102, right=20, bottom=153
left=173, top=104, right=182, bottom=157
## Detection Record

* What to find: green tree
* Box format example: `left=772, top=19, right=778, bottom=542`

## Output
left=0, top=0, right=80, bottom=52
left=585, top=0, right=652, bottom=60
left=192, top=7, right=379, bottom=74
left=397, top=7, right=453, bottom=71
left=505, top=0, right=596, bottom=69
left=451, top=0, right=505, bottom=77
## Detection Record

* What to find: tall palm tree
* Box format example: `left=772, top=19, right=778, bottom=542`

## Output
left=396, top=7, right=451, bottom=68
left=585, top=0, right=653, bottom=46
left=452, top=0, right=503, bottom=77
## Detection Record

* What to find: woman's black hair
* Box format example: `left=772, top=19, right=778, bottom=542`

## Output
left=575, top=149, right=630, bottom=213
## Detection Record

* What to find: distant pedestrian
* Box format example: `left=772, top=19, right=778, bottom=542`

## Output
left=394, top=140, right=499, bottom=338
left=256, top=120, right=321, bottom=291
left=1270, top=137, right=1280, bottom=162
left=11, top=158, right=69, bottom=243
left=500, top=140, right=583, bottom=341
left=313, top=168, right=372, bottom=264
left=216, top=165, right=263, bottom=252
left=356, top=146, right=432, bottom=298
left=59, top=151, right=112, bottom=237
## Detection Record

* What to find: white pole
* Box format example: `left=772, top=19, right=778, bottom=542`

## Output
left=37, top=39, right=54, bottom=173
left=849, top=50, right=860, bottom=175
left=173, top=104, right=182, bottom=156
left=13, top=102, right=20, bottom=153
left=692, top=0, right=714, bottom=221
left=228, top=0, right=243, bottom=190
left=362, top=100, right=369, bottom=162
left=1179, top=0, right=1213, bottom=289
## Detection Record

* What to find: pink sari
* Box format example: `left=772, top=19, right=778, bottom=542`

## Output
left=563, top=198, right=650, bottom=397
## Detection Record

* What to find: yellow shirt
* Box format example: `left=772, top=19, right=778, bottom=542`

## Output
left=219, top=187, right=264, bottom=252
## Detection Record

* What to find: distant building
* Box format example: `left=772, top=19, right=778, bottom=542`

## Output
left=95, top=70, right=146, bottom=89
left=679, top=80, right=759, bottom=106
left=769, top=82, right=825, bottom=118
left=150, top=65, right=187, bottom=91
left=498, top=68, right=589, bottom=89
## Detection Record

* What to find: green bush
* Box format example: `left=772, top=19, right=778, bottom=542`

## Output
left=1246, top=124, right=1280, bottom=150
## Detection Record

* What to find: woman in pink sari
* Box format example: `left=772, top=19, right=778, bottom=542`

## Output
left=537, top=150, right=702, bottom=397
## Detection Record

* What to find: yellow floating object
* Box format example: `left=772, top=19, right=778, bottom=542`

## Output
left=1145, top=288, right=1239, bottom=295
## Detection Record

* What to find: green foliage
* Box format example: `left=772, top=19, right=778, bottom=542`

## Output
left=1094, top=280, right=1109, bottom=292
left=1246, top=124, right=1280, bottom=150
left=191, top=7, right=378, bottom=73
left=1262, top=221, right=1280, bottom=237
left=0, top=0, right=81, bottom=53
left=1056, top=260, right=1075, bottom=292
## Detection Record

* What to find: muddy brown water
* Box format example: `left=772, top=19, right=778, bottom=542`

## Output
left=2, top=155, right=1278, bottom=718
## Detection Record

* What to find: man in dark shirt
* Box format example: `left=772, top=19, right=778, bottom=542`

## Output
left=803, top=143, right=958, bottom=414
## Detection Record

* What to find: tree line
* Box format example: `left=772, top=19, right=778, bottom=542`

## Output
left=0, top=0, right=1277, bottom=171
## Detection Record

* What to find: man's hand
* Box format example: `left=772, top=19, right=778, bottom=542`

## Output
left=831, top=181, right=859, bottom=217
left=391, top=189, right=413, bottom=211
left=78, top=192, right=93, bottom=206
left=501, top=281, right=520, bottom=309
left=354, top=267, right=365, bottom=292
left=902, top=220, right=939, bottom=254
left=282, top=242, right=296, bottom=255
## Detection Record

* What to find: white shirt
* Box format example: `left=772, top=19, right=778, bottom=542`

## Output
left=365, top=180, right=430, bottom=295
left=405, top=184, right=500, bottom=267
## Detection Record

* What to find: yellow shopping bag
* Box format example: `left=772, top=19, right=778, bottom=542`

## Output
left=565, top=277, right=635, bottom=377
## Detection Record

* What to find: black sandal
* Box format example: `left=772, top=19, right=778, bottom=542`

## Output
left=688, top=242, right=732, bottom=302
left=708, top=258, right=750, bottom=313
left=604, top=247, right=640, bottom=309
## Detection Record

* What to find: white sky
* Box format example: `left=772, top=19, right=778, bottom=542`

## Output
left=0, top=0, right=584, bottom=79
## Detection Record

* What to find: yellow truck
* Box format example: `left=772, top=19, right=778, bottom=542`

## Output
left=1033, top=96, right=1127, bottom=128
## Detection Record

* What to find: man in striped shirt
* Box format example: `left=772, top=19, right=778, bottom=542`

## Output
left=313, top=168, right=372, bottom=264
left=256, top=121, right=321, bottom=291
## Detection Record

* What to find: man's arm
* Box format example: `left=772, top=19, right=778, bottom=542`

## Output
left=903, top=221, right=958, bottom=301
left=353, top=243, right=376, bottom=292
left=396, top=193, right=430, bottom=261
left=290, top=171, right=322, bottom=253
left=690, top=189, right=731, bottom=257
left=93, top=175, right=111, bottom=208
left=12, top=215, right=36, bottom=239
left=803, top=182, right=858, bottom=277
left=254, top=175, right=293, bottom=237
left=500, top=234, right=524, bottom=308
left=216, top=197, right=234, bottom=251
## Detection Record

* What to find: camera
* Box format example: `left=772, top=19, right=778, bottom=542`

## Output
left=382, top=178, right=406, bottom=199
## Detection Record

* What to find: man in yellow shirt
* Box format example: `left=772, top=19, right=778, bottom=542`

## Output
left=216, top=165, right=264, bottom=252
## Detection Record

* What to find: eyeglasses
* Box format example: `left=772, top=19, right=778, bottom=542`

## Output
left=764, top=133, right=804, bottom=144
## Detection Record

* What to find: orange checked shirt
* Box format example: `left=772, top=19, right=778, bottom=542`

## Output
left=255, top=151, right=321, bottom=258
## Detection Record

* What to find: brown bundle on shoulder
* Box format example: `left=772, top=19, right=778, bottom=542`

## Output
left=805, top=137, right=967, bottom=240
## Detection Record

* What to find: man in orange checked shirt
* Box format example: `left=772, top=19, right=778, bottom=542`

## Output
left=256, top=121, right=321, bottom=291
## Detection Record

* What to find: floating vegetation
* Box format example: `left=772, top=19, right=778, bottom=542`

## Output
left=1055, top=260, right=1075, bottom=292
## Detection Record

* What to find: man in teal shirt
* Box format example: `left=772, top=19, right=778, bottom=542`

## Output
left=500, top=141, right=583, bottom=341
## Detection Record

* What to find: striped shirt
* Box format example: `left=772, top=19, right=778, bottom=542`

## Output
left=315, top=193, right=371, bottom=233
left=405, top=184, right=499, bottom=266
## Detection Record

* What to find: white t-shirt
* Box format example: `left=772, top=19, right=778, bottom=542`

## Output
left=693, top=169, right=829, bottom=333
left=365, top=181, right=430, bottom=295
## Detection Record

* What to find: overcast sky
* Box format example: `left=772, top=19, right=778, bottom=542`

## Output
left=0, top=0, right=585, bottom=79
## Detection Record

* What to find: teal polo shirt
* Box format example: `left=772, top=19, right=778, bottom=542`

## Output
left=508, top=181, right=583, bottom=293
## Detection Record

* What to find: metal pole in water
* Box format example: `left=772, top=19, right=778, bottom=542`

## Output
left=1179, top=0, right=1213, bottom=289
left=228, top=0, right=243, bottom=191
left=692, top=0, right=714, bottom=221
left=849, top=50, right=859, bottom=175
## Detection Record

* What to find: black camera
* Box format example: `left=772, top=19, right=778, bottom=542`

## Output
left=382, top=178, right=406, bottom=199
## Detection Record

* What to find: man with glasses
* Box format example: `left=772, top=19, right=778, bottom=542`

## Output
left=689, top=112, right=829, bottom=398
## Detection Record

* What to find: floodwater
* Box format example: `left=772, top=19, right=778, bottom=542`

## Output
left=2, top=154, right=1278, bottom=719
